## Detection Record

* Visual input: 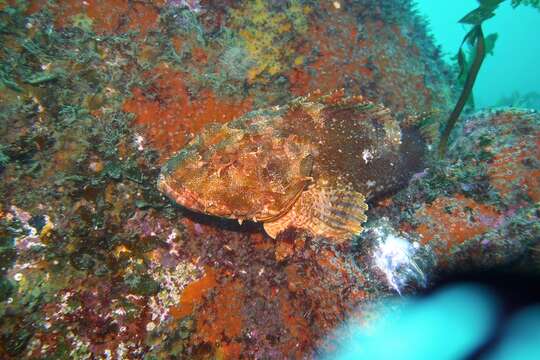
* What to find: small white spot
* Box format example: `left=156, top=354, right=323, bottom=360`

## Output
left=167, top=230, right=177, bottom=242
left=146, top=321, right=156, bottom=332
left=333, top=1, right=341, bottom=9
left=14, top=273, right=24, bottom=281
left=362, top=149, right=373, bottom=163
left=114, top=308, right=126, bottom=316
left=104, top=349, right=112, bottom=360
left=134, top=134, right=145, bottom=151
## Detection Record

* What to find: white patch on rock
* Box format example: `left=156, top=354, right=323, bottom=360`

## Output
left=362, top=149, right=374, bottom=163
left=371, top=222, right=425, bottom=295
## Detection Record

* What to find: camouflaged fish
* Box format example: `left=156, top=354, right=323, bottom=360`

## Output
left=158, top=94, right=424, bottom=243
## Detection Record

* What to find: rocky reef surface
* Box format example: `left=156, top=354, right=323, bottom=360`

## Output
left=0, top=1, right=538, bottom=359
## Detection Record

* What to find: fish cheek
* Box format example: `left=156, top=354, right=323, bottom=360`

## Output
left=262, top=158, right=285, bottom=182
left=205, top=159, right=272, bottom=218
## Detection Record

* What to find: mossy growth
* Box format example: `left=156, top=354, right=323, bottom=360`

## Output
left=124, top=272, right=160, bottom=296
left=230, top=0, right=312, bottom=82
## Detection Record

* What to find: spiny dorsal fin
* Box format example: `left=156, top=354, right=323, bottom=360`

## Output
left=263, top=184, right=369, bottom=243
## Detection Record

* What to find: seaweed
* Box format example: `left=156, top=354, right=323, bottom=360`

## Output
left=511, top=0, right=540, bottom=8
left=438, top=24, right=488, bottom=157
left=438, top=0, right=539, bottom=157
left=495, top=90, right=540, bottom=110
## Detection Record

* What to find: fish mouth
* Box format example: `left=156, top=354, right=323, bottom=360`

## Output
left=157, top=174, right=205, bottom=212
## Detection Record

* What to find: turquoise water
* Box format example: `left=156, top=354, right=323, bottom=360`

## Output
left=416, top=0, right=540, bottom=109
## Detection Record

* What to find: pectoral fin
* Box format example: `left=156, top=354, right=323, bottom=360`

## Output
left=263, top=185, right=369, bottom=243
left=257, top=177, right=312, bottom=222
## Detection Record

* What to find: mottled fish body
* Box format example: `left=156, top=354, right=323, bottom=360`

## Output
left=158, top=93, right=424, bottom=242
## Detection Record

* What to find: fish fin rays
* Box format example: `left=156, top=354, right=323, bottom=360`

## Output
left=263, top=184, right=368, bottom=243
left=263, top=219, right=288, bottom=239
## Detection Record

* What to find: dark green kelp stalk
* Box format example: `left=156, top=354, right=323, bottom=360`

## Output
left=438, top=25, right=486, bottom=158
